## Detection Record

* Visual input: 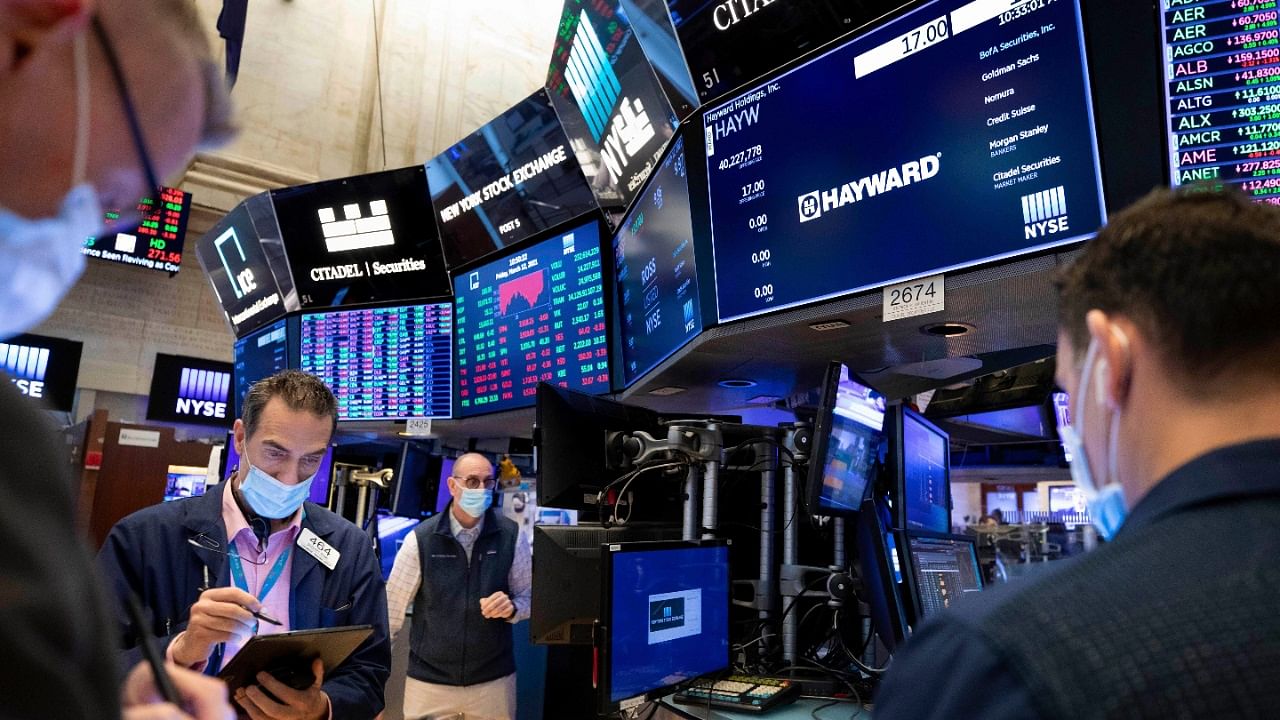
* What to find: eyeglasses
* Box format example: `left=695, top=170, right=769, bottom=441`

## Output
left=452, top=474, right=497, bottom=490
left=188, top=533, right=267, bottom=565
left=90, top=16, right=162, bottom=204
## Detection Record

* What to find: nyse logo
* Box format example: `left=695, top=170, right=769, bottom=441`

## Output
left=0, top=342, right=49, bottom=398
left=318, top=200, right=395, bottom=253
left=798, top=192, right=821, bottom=222
left=565, top=10, right=623, bottom=143
left=175, top=367, right=229, bottom=419
left=601, top=97, right=656, bottom=185
left=214, top=226, right=257, bottom=299
left=1021, top=186, right=1069, bottom=240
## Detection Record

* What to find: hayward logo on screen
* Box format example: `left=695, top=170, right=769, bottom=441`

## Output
left=0, top=342, right=49, bottom=398
left=1021, top=186, right=1069, bottom=240
left=565, top=10, right=623, bottom=143
left=176, top=367, right=230, bottom=419
left=317, top=200, right=394, bottom=252
left=797, top=153, right=942, bottom=223
left=647, top=589, right=702, bottom=645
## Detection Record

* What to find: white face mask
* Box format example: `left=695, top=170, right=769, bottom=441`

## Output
left=0, top=32, right=103, bottom=339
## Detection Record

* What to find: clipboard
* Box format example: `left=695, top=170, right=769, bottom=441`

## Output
left=217, top=625, right=373, bottom=694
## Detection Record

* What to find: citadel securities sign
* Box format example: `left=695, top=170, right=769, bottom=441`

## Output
left=713, top=0, right=778, bottom=30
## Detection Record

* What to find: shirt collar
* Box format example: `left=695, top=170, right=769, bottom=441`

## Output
left=449, top=508, right=484, bottom=538
left=1119, top=439, right=1280, bottom=537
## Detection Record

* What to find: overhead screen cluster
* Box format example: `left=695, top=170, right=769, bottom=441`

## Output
left=199, top=0, right=1188, bottom=422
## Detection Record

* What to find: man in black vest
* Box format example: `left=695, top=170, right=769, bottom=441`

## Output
left=387, top=452, right=531, bottom=720
left=873, top=187, right=1280, bottom=719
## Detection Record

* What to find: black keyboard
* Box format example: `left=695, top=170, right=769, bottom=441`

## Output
left=674, top=675, right=800, bottom=713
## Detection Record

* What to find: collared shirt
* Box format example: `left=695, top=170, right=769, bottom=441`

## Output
left=387, top=509, right=532, bottom=646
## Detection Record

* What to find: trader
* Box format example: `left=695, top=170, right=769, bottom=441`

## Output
left=387, top=452, right=532, bottom=720
left=100, top=371, right=391, bottom=720
left=874, top=187, right=1280, bottom=718
left=0, top=0, right=234, bottom=717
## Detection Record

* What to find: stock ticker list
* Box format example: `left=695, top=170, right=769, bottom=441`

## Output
left=454, top=224, right=610, bottom=416
left=300, top=304, right=453, bottom=420
left=703, top=0, right=1105, bottom=322
left=1164, top=0, right=1280, bottom=202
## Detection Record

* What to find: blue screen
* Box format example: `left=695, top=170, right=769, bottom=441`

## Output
left=232, top=319, right=289, bottom=418
left=454, top=220, right=610, bottom=416
left=903, top=414, right=950, bottom=533
left=702, top=0, right=1105, bottom=322
left=818, top=370, right=886, bottom=513
left=614, top=136, right=703, bottom=386
left=299, top=303, right=454, bottom=420
left=609, top=544, right=730, bottom=703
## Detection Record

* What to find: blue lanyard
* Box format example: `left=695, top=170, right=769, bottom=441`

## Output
left=228, top=541, right=292, bottom=605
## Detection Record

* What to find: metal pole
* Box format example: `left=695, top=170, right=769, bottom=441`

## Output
left=833, top=517, right=847, bottom=567
left=683, top=464, right=702, bottom=541
left=700, top=423, right=721, bottom=539
left=758, top=442, right=778, bottom=626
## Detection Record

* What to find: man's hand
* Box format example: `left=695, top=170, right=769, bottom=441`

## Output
left=234, top=657, right=328, bottom=720
left=170, top=587, right=260, bottom=668
left=121, top=660, right=235, bottom=720
left=479, top=590, right=514, bottom=620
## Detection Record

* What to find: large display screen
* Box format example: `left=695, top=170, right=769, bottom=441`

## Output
left=547, top=0, right=678, bottom=222
left=0, top=332, right=82, bottom=412
left=667, top=0, right=867, bottom=102
left=454, top=220, right=610, bottom=416
left=1161, top=1, right=1280, bottom=202
left=427, top=90, right=599, bottom=268
left=197, top=203, right=287, bottom=336
left=702, top=0, right=1106, bottom=322
left=232, top=318, right=290, bottom=419
left=270, top=166, right=451, bottom=309
left=613, top=136, right=702, bottom=386
left=299, top=303, right=454, bottom=421
left=146, top=354, right=232, bottom=427
left=84, top=186, right=192, bottom=274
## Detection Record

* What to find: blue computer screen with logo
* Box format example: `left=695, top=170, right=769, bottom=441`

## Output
left=701, top=0, right=1105, bottom=322
left=607, top=543, right=730, bottom=704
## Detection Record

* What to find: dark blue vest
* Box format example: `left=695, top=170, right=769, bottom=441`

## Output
left=408, top=506, right=517, bottom=686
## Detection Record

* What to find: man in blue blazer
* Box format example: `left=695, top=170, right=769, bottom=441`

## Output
left=100, top=371, right=390, bottom=720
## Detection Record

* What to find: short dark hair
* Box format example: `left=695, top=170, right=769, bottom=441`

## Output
left=1056, top=187, right=1280, bottom=388
left=241, top=370, right=338, bottom=439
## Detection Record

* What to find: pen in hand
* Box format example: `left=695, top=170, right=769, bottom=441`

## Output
left=198, top=566, right=283, bottom=626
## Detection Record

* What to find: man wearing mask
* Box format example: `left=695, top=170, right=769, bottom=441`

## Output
left=387, top=452, right=532, bottom=720
left=0, top=1, right=236, bottom=717
left=873, top=187, right=1280, bottom=718
left=99, top=371, right=392, bottom=720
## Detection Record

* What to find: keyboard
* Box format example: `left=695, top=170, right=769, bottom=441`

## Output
left=674, top=675, right=800, bottom=713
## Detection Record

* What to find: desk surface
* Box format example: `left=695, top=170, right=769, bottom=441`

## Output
left=657, top=694, right=870, bottom=720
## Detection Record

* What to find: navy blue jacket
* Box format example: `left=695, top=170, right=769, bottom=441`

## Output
left=874, top=440, right=1280, bottom=720
left=98, top=480, right=390, bottom=720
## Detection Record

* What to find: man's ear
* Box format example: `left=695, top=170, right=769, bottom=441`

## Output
left=0, top=0, right=92, bottom=77
left=1085, top=310, right=1134, bottom=413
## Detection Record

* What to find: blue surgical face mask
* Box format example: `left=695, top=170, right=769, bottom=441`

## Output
left=1057, top=335, right=1129, bottom=540
left=0, top=34, right=102, bottom=338
left=458, top=487, right=492, bottom=519
left=240, top=463, right=315, bottom=520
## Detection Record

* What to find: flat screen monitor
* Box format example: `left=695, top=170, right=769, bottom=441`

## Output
left=427, top=89, right=599, bottom=268
left=612, top=135, right=703, bottom=387
left=545, top=0, right=678, bottom=222
left=898, top=530, right=983, bottom=625
left=164, top=465, right=209, bottom=502
left=1160, top=3, right=1279, bottom=200
left=806, top=363, right=886, bottom=518
left=855, top=497, right=910, bottom=653
left=0, top=332, right=83, bottom=412
left=453, top=218, right=611, bottom=416
left=1053, top=390, right=1073, bottom=462
left=299, top=303, right=454, bottom=421
left=390, top=442, right=443, bottom=520
left=894, top=407, right=951, bottom=533
left=196, top=200, right=289, bottom=337
left=84, top=186, right=192, bottom=274
left=435, top=456, right=455, bottom=513
left=269, top=165, right=451, bottom=309
left=701, top=0, right=1106, bottom=322
left=599, top=539, right=730, bottom=713
left=146, top=354, right=232, bottom=428
left=222, top=440, right=334, bottom=507
left=531, top=524, right=681, bottom=645
left=232, top=318, right=291, bottom=419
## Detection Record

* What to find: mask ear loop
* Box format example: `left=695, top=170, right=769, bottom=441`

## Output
left=72, top=32, right=90, bottom=187
left=1104, top=326, right=1132, bottom=491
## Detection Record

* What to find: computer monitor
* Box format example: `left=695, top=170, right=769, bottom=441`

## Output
left=232, top=318, right=291, bottom=419
left=435, top=456, right=455, bottom=513
left=897, top=530, right=983, bottom=626
left=598, top=539, right=730, bottom=714
left=390, top=442, right=443, bottom=520
left=806, top=362, right=887, bottom=518
left=855, top=497, right=910, bottom=653
left=164, top=465, right=209, bottom=502
left=530, top=524, right=681, bottom=645
left=892, top=407, right=952, bottom=533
